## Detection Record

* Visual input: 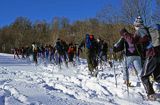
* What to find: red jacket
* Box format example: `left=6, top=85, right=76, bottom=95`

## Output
left=68, top=47, right=74, bottom=54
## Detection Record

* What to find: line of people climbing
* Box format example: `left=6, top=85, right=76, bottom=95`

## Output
left=12, top=36, right=108, bottom=72
left=11, top=15, right=160, bottom=101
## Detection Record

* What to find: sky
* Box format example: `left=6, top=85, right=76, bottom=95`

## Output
left=0, top=0, right=120, bottom=27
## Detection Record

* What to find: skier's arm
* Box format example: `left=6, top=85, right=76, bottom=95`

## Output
left=113, top=38, right=124, bottom=53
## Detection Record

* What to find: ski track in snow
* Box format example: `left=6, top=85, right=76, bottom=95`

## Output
left=0, top=53, right=160, bottom=105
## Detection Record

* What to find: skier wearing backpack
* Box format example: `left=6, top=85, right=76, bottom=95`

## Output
left=79, top=34, right=98, bottom=76
left=68, top=43, right=75, bottom=64
left=113, top=28, right=142, bottom=87
left=122, top=16, right=160, bottom=100
left=54, top=38, right=68, bottom=67
left=54, top=38, right=63, bottom=65
left=99, top=40, right=108, bottom=64
left=133, top=16, right=160, bottom=101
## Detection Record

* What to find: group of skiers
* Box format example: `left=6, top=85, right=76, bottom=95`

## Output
left=11, top=16, right=160, bottom=101
left=113, top=16, right=160, bottom=101
left=12, top=37, right=108, bottom=72
left=12, top=40, right=81, bottom=66
left=11, top=46, right=30, bottom=59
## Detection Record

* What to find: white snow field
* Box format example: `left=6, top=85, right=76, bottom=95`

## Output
left=0, top=53, right=160, bottom=105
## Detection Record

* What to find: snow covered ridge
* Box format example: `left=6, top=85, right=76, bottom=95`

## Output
left=0, top=53, right=160, bottom=105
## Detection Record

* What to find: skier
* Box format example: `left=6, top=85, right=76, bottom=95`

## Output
left=24, top=45, right=31, bottom=63
left=32, top=42, right=38, bottom=65
left=99, top=40, right=108, bottom=65
left=113, top=28, right=142, bottom=86
left=45, top=44, right=49, bottom=64
left=49, top=45, right=55, bottom=63
left=13, top=47, right=20, bottom=59
left=54, top=38, right=68, bottom=67
left=79, top=34, right=98, bottom=76
left=133, top=16, right=160, bottom=100
left=21, top=47, right=25, bottom=59
left=68, top=43, right=75, bottom=65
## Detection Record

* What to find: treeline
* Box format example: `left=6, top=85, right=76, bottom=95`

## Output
left=0, top=17, right=124, bottom=53
left=0, top=0, right=159, bottom=54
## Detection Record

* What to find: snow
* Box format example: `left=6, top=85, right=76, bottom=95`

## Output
left=0, top=53, right=160, bottom=105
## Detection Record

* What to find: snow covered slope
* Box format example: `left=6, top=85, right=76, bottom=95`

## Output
left=0, top=53, right=160, bottom=105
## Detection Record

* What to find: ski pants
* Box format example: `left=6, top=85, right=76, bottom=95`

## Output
left=86, top=49, right=98, bottom=72
left=99, top=51, right=107, bottom=62
left=123, top=56, right=142, bottom=81
left=33, top=52, right=38, bottom=64
left=141, top=56, right=160, bottom=95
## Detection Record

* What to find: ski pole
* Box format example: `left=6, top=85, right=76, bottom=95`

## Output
left=124, top=43, right=129, bottom=96
left=112, top=53, right=117, bottom=88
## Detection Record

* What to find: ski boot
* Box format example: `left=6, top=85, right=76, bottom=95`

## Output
left=148, top=94, right=157, bottom=101
left=124, top=80, right=131, bottom=87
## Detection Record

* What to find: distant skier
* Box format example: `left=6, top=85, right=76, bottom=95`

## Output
left=13, top=47, right=20, bottom=59
left=98, top=39, right=108, bottom=66
left=68, top=43, right=75, bottom=65
left=54, top=38, right=68, bottom=67
left=32, top=42, right=38, bottom=65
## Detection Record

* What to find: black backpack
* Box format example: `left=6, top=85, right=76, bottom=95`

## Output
left=55, top=41, right=63, bottom=52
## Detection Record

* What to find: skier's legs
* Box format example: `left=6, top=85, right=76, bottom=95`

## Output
left=133, top=56, right=142, bottom=77
left=141, top=57, right=156, bottom=95
left=123, top=56, right=132, bottom=82
left=153, top=56, right=160, bottom=83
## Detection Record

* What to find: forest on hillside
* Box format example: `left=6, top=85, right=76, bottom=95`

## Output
left=0, top=0, right=160, bottom=54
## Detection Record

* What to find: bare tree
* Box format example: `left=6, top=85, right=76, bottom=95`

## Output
left=51, top=17, right=60, bottom=44
left=96, top=4, right=121, bottom=24
left=121, top=0, right=152, bottom=25
left=11, top=17, right=32, bottom=47
left=153, top=0, right=160, bottom=23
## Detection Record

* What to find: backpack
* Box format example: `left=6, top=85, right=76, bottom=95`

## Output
left=148, top=24, right=160, bottom=47
left=86, top=34, right=95, bottom=49
left=55, top=41, right=63, bottom=52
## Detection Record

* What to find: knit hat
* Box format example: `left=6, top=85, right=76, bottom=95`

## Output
left=134, top=16, right=144, bottom=27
